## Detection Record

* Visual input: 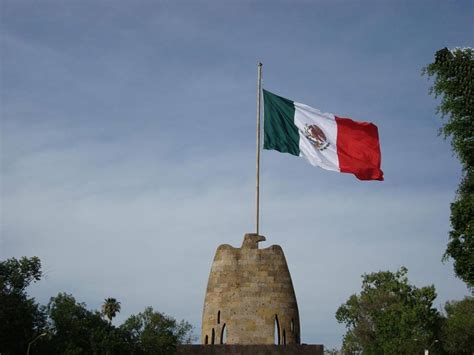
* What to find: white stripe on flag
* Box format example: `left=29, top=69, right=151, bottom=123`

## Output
left=293, top=102, right=340, bottom=172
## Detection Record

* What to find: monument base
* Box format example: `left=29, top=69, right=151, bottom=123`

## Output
left=177, top=344, right=324, bottom=355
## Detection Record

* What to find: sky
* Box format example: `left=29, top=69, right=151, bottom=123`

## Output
left=1, top=0, right=473, bottom=349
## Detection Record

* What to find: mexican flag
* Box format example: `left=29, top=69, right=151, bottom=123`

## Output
left=263, top=89, right=384, bottom=181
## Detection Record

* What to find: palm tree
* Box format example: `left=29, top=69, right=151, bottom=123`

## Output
left=101, top=297, right=121, bottom=322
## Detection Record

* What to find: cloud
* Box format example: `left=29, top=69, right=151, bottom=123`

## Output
left=2, top=0, right=472, bottom=348
left=2, top=121, right=468, bottom=346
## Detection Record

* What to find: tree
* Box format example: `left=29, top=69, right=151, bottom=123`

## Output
left=0, top=256, right=195, bottom=354
left=102, top=297, right=121, bottom=322
left=441, top=297, right=474, bottom=354
left=0, top=257, right=47, bottom=355
left=46, top=293, right=129, bottom=354
left=121, top=306, right=193, bottom=355
left=336, top=267, right=441, bottom=355
left=0, top=256, right=42, bottom=294
left=423, top=47, right=474, bottom=288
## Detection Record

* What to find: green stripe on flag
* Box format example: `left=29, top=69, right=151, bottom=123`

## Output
left=263, top=89, right=300, bottom=156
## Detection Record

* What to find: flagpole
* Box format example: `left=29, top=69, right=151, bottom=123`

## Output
left=256, top=63, right=262, bottom=235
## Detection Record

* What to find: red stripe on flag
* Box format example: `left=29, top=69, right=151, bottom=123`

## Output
left=335, top=117, right=384, bottom=181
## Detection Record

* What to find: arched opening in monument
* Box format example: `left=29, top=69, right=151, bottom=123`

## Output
left=217, top=310, right=220, bottom=324
left=204, top=335, right=208, bottom=344
left=274, top=315, right=281, bottom=345
left=220, top=323, right=227, bottom=344
left=283, top=329, right=286, bottom=345
left=291, top=319, right=294, bottom=333
left=211, top=328, right=215, bottom=344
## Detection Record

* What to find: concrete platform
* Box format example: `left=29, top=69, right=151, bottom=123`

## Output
left=177, top=344, right=324, bottom=355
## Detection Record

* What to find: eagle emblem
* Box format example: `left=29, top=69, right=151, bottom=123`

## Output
left=304, top=124, right=330, bottom=151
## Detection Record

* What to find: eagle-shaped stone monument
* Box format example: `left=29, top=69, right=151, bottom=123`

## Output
left=201, top=233, right=300, bottom=345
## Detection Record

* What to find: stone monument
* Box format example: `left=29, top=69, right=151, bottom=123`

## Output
left=178, top=233, right=324, bottom=354
left=202, top=233, right=300, bottom=345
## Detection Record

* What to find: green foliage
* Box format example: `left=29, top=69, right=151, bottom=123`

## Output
left=121, top=306, right=193, bottom=355
left=336, top=267, right=441, bottom=355
left=0, top=256, right=42, bottom=294
left=46, top=293, right=129, bottom=354
left=441, top=297, right=474, bottom=354
left=102, top=297, right=121, bottom=322
left=0, top=256, right=194, bottom=354
left=424, top=47, right=474, bottom=288
left=0, top=257, right=47, bottom=355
